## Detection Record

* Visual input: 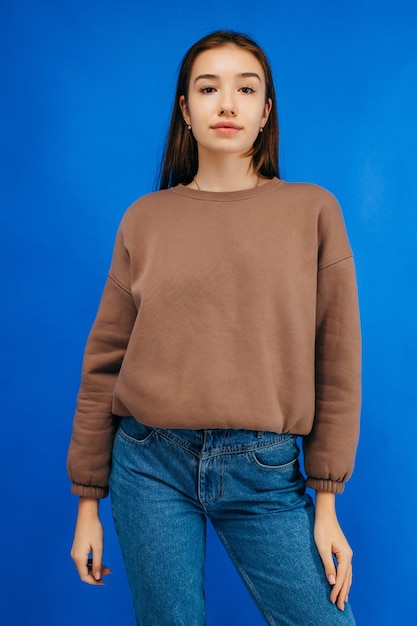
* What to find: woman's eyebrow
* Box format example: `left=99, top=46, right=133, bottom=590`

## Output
left=194, top=72, right=262, bottom=83
left=194, top=74, right=218, bottom=83
left=238, top=72, right=262, bottom=81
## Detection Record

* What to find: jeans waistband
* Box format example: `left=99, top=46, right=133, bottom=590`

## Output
left=153, top=423, right=295, bottom=458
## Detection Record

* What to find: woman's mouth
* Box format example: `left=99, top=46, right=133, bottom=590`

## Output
left=211, top=122, right=242, bottom=134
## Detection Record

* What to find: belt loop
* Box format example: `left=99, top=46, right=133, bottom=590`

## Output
left=256, top=431, right=265, bottom=438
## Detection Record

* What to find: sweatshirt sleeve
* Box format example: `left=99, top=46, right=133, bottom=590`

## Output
left=303, top=194, right=361, bottom=494
left=67, top=225, right=137, bottom=498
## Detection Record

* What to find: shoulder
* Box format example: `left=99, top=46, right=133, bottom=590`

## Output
left=280, top=182, right=346, bottom=231
left=122, top=189, right=173, bottom=220
left=280, top=181, right=341, bottom=209
left=113, top=189, right=177, bottom=236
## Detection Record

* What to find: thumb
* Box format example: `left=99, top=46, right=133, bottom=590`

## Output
left=91, top=546, right=103, bottom=581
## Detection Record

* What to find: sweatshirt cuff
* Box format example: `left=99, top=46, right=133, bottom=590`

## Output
left=306, top=477, right=345, bottom=494
left=71, top=482, right=109, bottom=499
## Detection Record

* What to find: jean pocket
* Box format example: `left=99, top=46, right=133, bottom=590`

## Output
left=118, top=416, right=155, bottom=445
left=250, top=437, right=299, bottom=472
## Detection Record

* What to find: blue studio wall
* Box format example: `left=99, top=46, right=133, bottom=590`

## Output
left=1, top=1, right=416, bottom=624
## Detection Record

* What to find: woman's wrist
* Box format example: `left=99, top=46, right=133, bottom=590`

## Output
left=315, top=491, right=337, bottom=520
left=77, top=496, right=100, bottom=518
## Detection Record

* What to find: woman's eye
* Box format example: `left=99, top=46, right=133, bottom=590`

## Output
left=200, top=87, right=216, bottom=94
left=240, top=86, right=255, bottom=94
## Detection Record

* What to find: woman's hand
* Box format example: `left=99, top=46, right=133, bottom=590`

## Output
left=70, top=497, right=111, bottom=585
left=314, top=491, right=353, bottom=611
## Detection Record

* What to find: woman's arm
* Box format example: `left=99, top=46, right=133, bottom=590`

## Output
left=68, top=216, right=138, bottom=499
left=71, top=497, right=111, bottom=585
left=314, top=491, right=353, bottom=611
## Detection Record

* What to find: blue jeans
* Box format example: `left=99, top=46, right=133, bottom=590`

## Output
left=109, top=417, right=355, bottom=626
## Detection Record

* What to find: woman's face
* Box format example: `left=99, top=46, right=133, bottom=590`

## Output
left=180, top=45, right=272, bottom=160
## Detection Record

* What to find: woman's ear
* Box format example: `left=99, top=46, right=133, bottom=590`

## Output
left=179, top=95, right=190, bottom=126
left=261, top=98, right=272, bottom=127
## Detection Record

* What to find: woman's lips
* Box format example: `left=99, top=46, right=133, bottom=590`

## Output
left=211, top=122, right=242, bottom=134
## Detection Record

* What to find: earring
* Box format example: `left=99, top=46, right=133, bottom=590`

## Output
left=259, top=127, right=264, bottom=133
left=187, top=125, right=192, bottom=131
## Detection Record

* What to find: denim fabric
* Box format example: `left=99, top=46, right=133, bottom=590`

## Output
left=109, top=417, right=355, bottom=626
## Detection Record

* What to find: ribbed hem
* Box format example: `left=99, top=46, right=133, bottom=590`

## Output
left=71, top=483, right=109, bottom=499
left=306, top=478, right=345, bottom=494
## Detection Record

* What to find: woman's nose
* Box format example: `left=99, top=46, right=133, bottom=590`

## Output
left=219, top=107, right=236, bottom=116
left=218, top=91, right=236, bottom=116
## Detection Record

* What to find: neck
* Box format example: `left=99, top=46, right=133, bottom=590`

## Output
left=190, top=153, right=262, bottom=192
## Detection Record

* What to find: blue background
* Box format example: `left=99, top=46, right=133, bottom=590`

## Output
left=1, top=1, right=416, bottom=624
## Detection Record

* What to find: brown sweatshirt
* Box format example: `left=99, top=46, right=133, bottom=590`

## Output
left=67, top=178, right=361, bottom=498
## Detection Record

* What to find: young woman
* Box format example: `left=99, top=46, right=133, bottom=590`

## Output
left=68, top=30, right=361, bottom=625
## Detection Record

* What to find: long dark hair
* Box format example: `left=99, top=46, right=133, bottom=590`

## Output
left=158, top=30, right=279, bottom=190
